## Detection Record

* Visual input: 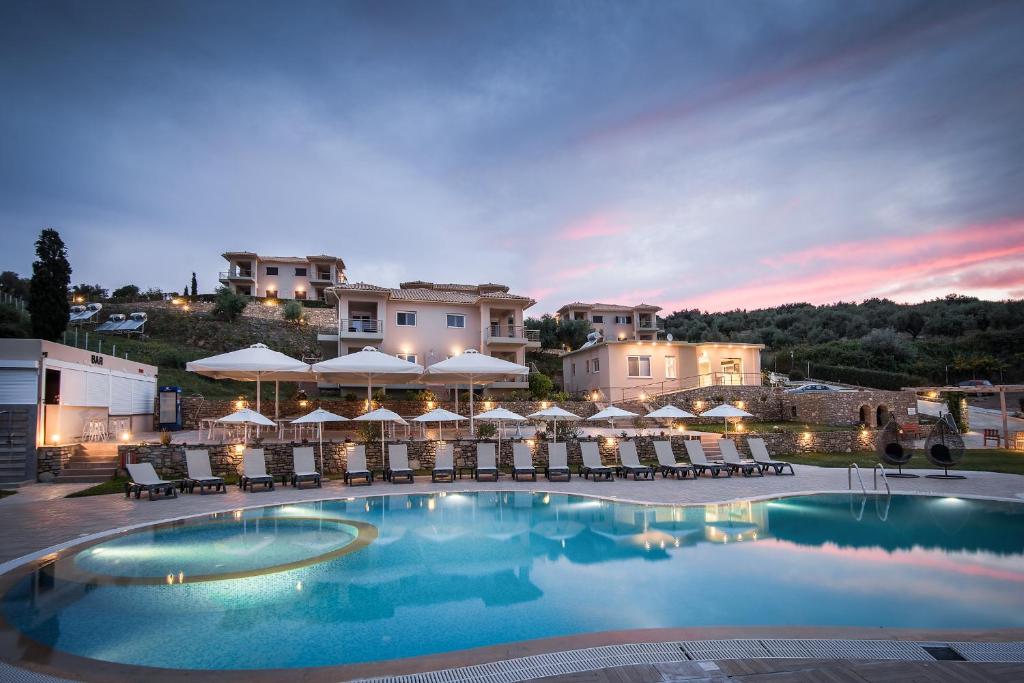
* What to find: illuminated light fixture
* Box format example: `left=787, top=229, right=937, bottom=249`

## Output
left=73, top=296, right=83, bottom=304
left=427, top=497, right=436, bottom=511
left=120, top=431, right=131, bottom=442
left=178, top=571, right=184, bottom=584
left=182, top=304, right=190, bottom=312
left=166, top=574, right=174, bottom=585
left=171, top=298, right=182, bottom=305
left=542, top=494, right=550, bottom=504
left=540, top=401, right=549, bottom=409
left=736, top=401, right=745, bottom=409
left=298, top=399, right=309, bottom=409
left=233, top=444, right=245, bottom=454
left=50, top=433, right=61, bottom=444
left=591, top=392, right=600, bottom=401
left=296, top=581, right=303, bottom=591
left=617, top=334, right=626, bottom=341
left=736, top=424, right=745, bottom=432
left=604, top=436, right=616, bottom=446
left=526, top=439, right=535, bottom=447
left=426, top=400, right=435, bottom=410
left=639, top=392, right=647, bottom=402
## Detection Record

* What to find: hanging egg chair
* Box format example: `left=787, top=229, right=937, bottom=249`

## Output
left=875, top=417, right=918, bottom=478
left=924, top=413, right=966, bottom=479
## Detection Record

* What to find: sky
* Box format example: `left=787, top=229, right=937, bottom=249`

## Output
left=1, top=0, right=1023, bottom=315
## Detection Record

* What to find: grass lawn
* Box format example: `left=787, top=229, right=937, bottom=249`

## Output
left=692, top=421, right=858, bottom=434
left=785, top=449, right=1024, bottom=476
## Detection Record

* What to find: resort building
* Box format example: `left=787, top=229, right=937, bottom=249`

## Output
left=562, top=339, right=765, bottom=403
left=218, top=252, right=346, bottom=300
left=556, top=302, right=664, bottom=341
left=320, top=281, right=539, bottom=391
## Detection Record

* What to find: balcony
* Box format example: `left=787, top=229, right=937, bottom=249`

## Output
left=338, top=318, right=384, bottom=340
left=218, top=269, right=254, bottom=282
left=310, top=270, right=337, bottom=284
left=637, top=318, right=664, bottom=331
left=485, top=325, right=540, bottom=347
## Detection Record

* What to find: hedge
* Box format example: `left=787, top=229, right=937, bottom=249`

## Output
left=810, top=363, right=927, bottom=391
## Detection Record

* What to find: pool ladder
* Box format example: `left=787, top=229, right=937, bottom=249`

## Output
left=848, top=463, right=892, bottom=521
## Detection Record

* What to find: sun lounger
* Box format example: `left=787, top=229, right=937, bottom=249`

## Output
left=512, top=443, right=538, bottom=481
left=387, top=444, right=414, bottom=484
left=617, top=441, right=655, bottom=480
left=653, top=441, right=695, bottom=479
left=344, top=445, right=372, bottom=485
left=580, top=442, right=614, bottom=481
left=719, top=439, right=763, bottom=477
left=432, top=443, right=454, bottom=482
left=747, top=438, right=795, bottom=475
left=239, top=448, right=275, bottom=491
left=475, top=442, right=499, bottom=481
left=545, top=442, right=571, bottom=481
left=183, top=449, right=225, bottom=494
left=125, top=462, right=178, bottom=500
left=683, top=440, right=732, bottom=478
left=289, top=446, right=322, bottom=488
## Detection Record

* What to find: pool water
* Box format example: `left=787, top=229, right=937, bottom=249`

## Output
left=2, top=492, right=1024, bottom=670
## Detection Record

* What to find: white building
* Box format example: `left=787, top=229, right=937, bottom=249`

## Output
left=219, top=252, right=346, bottom=300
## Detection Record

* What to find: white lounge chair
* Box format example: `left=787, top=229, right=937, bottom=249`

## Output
left=653, top=441, right=695, bottom=479
left=475, top=442, right=499, bottom=481
left=387, top=444, right=414, bottom=483
left=719, top=439, right=763, bottom=477
left=617, top=441, right=655, bottom=480
left=580, top=442, right=614, bottom=481
left=683, top=440, right=731, bottom=478
left=512, top=443, right=538, bottom=481
left=290, top=446, right=322, bottom=488
left=240, top=448, right=275, bottom=491
left=344, top=445, right=372, bottom=485
left=748, top=438, right=795, bottom=475
left=432, top=443, right=454, bottom=482
left=545, top=442, right=571, bottom=481
left=125, top=462, right=178, bottom=500
left=184, top=449, right=225, bottom=494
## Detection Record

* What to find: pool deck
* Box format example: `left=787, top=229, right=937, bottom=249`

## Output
left=1, top=465, right=1023, bottom=682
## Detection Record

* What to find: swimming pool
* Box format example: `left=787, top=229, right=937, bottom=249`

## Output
left=2, top=492, right=1023, bottom=672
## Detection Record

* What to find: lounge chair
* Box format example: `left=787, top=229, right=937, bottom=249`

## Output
left=747, top=438, right=795, bottom=475
left=344, top=445, right=373, bottom=485
left=239, top=448, right=275, bottom=491
left=653, top=441, right=695, bottom=479
left=183, top=449, right=225, bottom=494
left=512, top=443, right=538, bottom=481
left=545, top=442, right=571, bottom=481
left=719, top=439, right=763, bottom=477
left=387, top=444, right=415, bottom=483
left=579, top=442, right=614, bottom=481
left=125, top=462, right=178, bottom=500
left=617, top=441, right=655, bottom=480
left=289, top=446, right=322, bottom=488
left=683, top=440, right=732, bottom=478
left=432, top=443, right=455, bottom=482
left=475, top=442, right=499, bottom=481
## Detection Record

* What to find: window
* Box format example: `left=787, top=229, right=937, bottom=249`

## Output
left=294, top=267, right=307, bottom=276
left=665, top=356, right=677, bottom=379
left=571, top=363, right=576, bottom=376
left=615, top=315, right=632, bottom=324
left=396, top=353, right=417, bottom=364
left=294, top=289, right=307, bottom=300
left=721, top=358, right=742, bottom=374
left=265, top=266, right=278, bottom=276
left=592, top=358, right=600, bottom=373
left=396, top=311, right=417, bottom=326
left=592, top=315, right=604, bottom=323
left=446, top=313, right=466, bottom=328
left=585, top=359, right=591, bottom=373
left=265, top=288, right=278, bottom=299
left=627, top=355, right=651, bottom=378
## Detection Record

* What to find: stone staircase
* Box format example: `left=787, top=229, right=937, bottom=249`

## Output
left=698, top=434, right=723, bottom=459
left=56, top=443, right=120, bottom=484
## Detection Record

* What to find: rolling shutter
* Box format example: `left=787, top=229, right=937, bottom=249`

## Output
left=0, top=369, right=37, bottom=405
left=85, top=371, right=110, bottom=407
left=109, top=375, right=133, bottom=415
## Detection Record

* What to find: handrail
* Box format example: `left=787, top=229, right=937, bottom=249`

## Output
left=848, top=463, right=867, bottom=494
left=873, top=463, right=891, bottom=496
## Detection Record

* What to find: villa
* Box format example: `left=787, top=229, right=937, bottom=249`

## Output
left=218, top=252, right=346, bottom=300
left=556, top=301, right=664, bottom=341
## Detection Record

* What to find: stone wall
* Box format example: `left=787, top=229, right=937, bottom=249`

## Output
left=731, top=429, right=877, bottom=456
left=36, top=445, right=76, bottom=480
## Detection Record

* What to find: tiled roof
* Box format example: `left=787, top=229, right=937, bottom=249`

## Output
left=336, top=282, right=389, bottom=293
left=330, top=281, right=533, bottom=307
left=558, top=301, right=663, bottom=313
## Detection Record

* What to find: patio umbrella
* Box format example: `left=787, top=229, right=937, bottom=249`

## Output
left=589, top=405, right=639, bottom=428
left=475, top=407, right=527, bottom=458
left=187, top=343, right=311, bottom=414
left=216, top=408, right=277, bottom=443
left=420, top=350, right=529, bottom=431
left=291, top=408, right=349, bottom=473
left=699, top=403, right=753, bottom=437
left=645, top=405, right=697, bottom=430
left=527, top=406, right=582, bottom=443
left=312, top=346, right=423, bottom=404
left=353, top=407, right=409, bottom=474
left=411, top=407, right=466, bottom=441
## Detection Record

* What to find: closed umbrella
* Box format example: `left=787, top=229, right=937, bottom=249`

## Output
left=475, top=407, right=527, bottom=459
left=187, top=343, right=311, bottom=415
left=527, top=406, right=582, bottom=443
left=313, top=346, right=423, bottom=404
left=353, top=408, right=409, bottom=476
left=411, top=407, right=466, bottom=441
left=421, top=350, right=529, bottom=431
left=291, top=408, right=349, bottom=473
left=699, top=403, right=753, bottom=437
left=589, top=405, right=639, bottom=428
left=216, top=408, right=277, bottom=444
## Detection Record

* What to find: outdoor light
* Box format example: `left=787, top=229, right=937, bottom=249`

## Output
left=50, top=433, right=60, bottom=444
left=234, top=397, right=248, bottom=410
left=171, top=298, right=182, bottom=305
left=427, top=497, right=436, bottom=511
left=694, top=400, right=704, bottom=410
left=617, top=334, right=626, bottom=340
left=591, top=392, right=600, bottom=401
left=736, top=401, right=746, bottom=409
left=526, top=439, right=535, bottom=447
left=233, top=444, right=245, bottom=454
left=182, top=304, right=190, bottom=311
left=296, top=581, right=303, bottom=591
left=166, top=574, right=174, bottom=585
left=736, top=424, right=744, bottom=432
left=540, top=401, right=549, bottom=409
left=120, top=431, right=131, bottom=441
left=604, top=436, right=616, bottom=446
left=426, top=400, right=435, bottom=410
left=639, top=392, right=647, bottom=401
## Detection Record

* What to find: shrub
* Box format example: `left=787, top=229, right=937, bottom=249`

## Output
left=552, top=390, right=570, bottom=402
left=299, top=299, right=330, bottom=308
left=159, top=430, right=172, bottom=446
left=528, top=372, right=554, bottom=399
left=357, top=422, right=382, bottom=443
left=476, top=422, right=497, bottom=439
left=343, top=392, right=358, bottom=402
left=788, top=369, right=805, bottom=381
left=372, top=388, right=387, bottom=402
left=282, top=301, right=305, bottom=324
left=415, top=389, right=438, bottom=403
left=945, top=392, right=969, bottom=432
left=555, top=421, right=581, bottom=441
left=212, top=287, right=248, bottom=321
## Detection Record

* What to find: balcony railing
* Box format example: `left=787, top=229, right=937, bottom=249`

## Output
left=310, top=271, right=335, bottom=283
left=607, top=372, right=766, bottom=403
left=637, top=318, right=665, bottom=331
left=340, top=318, right=383, bottom=334
left=218, top=269, right=254, bottom=280
left=486, top=325, right=539, bottom=342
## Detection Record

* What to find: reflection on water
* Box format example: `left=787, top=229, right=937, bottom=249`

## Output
left=2, top=493, right=1023, bottom=670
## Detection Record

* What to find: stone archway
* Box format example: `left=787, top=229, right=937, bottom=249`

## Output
left=859, top=404, right=871, bottom=426
left=876, top=404, right=890, bottom=427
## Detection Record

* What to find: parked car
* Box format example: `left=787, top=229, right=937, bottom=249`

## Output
left=958, top=379, right=994, bottom=396
left=784, top=383, right=835, bottom=394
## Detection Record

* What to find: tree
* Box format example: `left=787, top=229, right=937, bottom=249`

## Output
left=556, top=318, right=593, bottom=350
left=184, top=282, right=190, bottom=299
left=142, top=287, right=164, bottom=301
left=111, top=284, right=141, bottom=301
left=282, top=300, right=306, bottom=324
left=71, top=283, right=108, bottom=301
left=29, top=228, right=71, bottom=341
left=212, top=286, right=248, bottom=321
left=525, top=315, right=559, bottom=349
left=0, top=271, right=31, bottom=301
left=528, top=372, right=554, bottom=399
left=895, top=310, right=925, bottom=339
left=190, top=272, right=198, bottom=298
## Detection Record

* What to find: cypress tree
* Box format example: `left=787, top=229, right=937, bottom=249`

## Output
left=190, top=272, right=198, bottom=297
left=29, top=228, right=72, bottom=341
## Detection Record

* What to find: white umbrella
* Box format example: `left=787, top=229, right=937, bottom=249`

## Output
left=646, top=404, right=696, bottom=431
left=699, top=403, right=753, bottom=437
left=420, top=349, right=529, bottom=431
left=291, top=408, right=349, bottom=473
left=216, top=408, right=277, bottom=443
left=411, top=407, right=466, bottom=441
left=312, top=346, right=423, bottom=404
left=527, top=406, right=582, bottom=443
left=187, top=343, right=311, bottom=414
left=475, top=407, right=527, bottom=459
left=353, top=408, right=409, bottom=475
left=589, top=405, right=639, bottom=428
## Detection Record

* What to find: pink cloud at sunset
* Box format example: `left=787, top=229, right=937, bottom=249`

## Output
left=557, top=215, right=630, bottom=241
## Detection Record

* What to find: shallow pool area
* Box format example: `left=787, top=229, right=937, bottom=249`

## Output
left=2, top=492, right=1023, bottom=671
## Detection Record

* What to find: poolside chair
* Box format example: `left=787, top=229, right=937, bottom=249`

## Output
left=617, top=441, right=655, bottom=480
left=512, top=443, right=538, bottom=481
left=387, top=444, right=414, bottom=484
left=747, top=438, right=795, bottom=475
left=239, top=448, right=275, bottom=491
left=653, top=441, right=695, bottom=479
left=579, top=442, right=614, bottom=481
left=545, top=442, right=571, bottom=481
left=719, top=439, right=763, bottom=477
left=475, top=442, right=499, bottom=481
left=683, top=440, right=731, bottom=478
left=432, top=443, right=455, bottom=482
left=344, top=445, right=373, bottom=485
left=125, top=462, right=178, bottom=501
left=183, top=449, right=225, bottom=494
left=289, top=446, right=322, bottom=489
